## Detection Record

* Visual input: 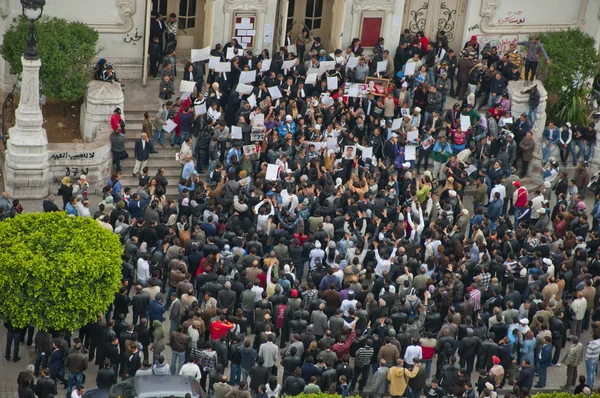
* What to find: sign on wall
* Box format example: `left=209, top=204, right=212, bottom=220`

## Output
left=233, top=12, right=257, bottom=50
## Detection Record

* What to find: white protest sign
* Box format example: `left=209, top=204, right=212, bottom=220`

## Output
left=282, top=60, right=297, bottom=70
left=407, top=130, right=419, bottom=143
left=266, top=164, right=280, bottom=180
left=320, top=61, right=336, bottom=71
left=237, top=83, right=254, bottom=95
left=239, top=70, right=256, bottom=85
left=163, top=120, right=177, bottom=133
left=346, top=57, right=359, bottom=68
left=404, top=62, right=416, bottom=76
left=226, top=47, right=237, bottom=60
left=247, top=94, right=257, bottom=108
left=377, top=60, right=388, bottom=73
left=460, top=115, right=471, bottom=131
left=261, top=59, right=272, bottom=71
left=179, top=80, right=196, bottom=92
left=215, top=62, right=232, bottom=73
left=361, top=146, right=374, bottom=161
left=327, top=77, right=338, bottom=90
left=405, top=145, right=417, bottom=160
left=268, top=86, right=282, bottom=99
left=231, top=126, right=243, bottom=140
left=287, top=44, right=297, bottom=55
left=191, top=46, right=211, bottom=62
left=391, top=118, right=402, bottom=131
left=208, top=56, right=220, bottom=69
left=305, top=73, right=318, bottom=85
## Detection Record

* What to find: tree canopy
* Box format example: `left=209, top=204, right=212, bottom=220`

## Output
left=0, top=16, right=99, bottom=103
left=0, top=212, right=122, bottom=331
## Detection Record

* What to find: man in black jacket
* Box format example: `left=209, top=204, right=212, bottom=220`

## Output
left=248, top=357, right=270, bottom=397
left=96, top=359, right=115, bottom=389
left=133, top=133, right=154, bottom=177
left=516, top=358, right=535, bottom=390
left=34, top=368, right=56, bottom=398
left=124, top=343, right=141, bottom=379
left=550, top=310, right=567, bottom=365
left=457, top=328, right=480, bottom=379
left=131, top=285, right=150, bottom=325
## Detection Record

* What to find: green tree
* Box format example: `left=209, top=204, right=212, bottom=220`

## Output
left=0, top=212, right=122, bottom=331
left=0, top=16, right=99, bottom=104
left=537, top=28, right=599, bottom=126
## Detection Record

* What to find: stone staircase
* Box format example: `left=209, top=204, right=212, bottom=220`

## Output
left=119, top=107, right=182, bottom=200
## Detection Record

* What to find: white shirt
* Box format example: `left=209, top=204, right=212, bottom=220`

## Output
left=340, top=299, right=357, bottom=317
left=137, top=258, right=150, bottom=282
left=490, top=184, right=506, bottom=203
left=251, top=285, right=264, bottom=302
left=179, top=362, right=201, bottom=381
left=404, top=345, right=423, bottom=365
left=374, top=246, right=397, bottom=277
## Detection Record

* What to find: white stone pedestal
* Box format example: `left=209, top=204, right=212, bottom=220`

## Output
left=507, top=80, right=548, bottom=167
left=4, top=57, right=49, bottom=199
left=80, top=80, right=124, bottom=142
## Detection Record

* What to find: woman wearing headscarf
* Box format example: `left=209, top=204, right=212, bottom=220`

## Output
left=58, top=177, right=73, bottom=210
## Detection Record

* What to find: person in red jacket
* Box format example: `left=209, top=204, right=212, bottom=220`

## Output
left=210, top=314, right=234, bottom=340
left=110, top=108, right=122, bottom=131
left=332, top=321, right=357, bottom=360
left=513, top=181, right=528, bottom=225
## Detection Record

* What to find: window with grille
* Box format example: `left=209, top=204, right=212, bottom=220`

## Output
left=178, top=0, right=196, bottom=29
left=304, top=0, right=322, bottom=30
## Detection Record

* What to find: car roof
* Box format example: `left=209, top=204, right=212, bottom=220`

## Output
left=133, top=376, right=195, bottom=397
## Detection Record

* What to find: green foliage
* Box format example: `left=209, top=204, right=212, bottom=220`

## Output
left=294, top=393, right=342, bottom=398
left=0, top=16, right=100, bottom=102
left=537, top=28, right=599, bottom=126
left=550, top=83, right=592, bottom=126
left=0, top=212, right=122, bottom=331
left=531, top=393, right=600, bottom=398
left=538, top=28, right=598, bottom=95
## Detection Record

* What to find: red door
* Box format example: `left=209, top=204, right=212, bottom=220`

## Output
left=360, top=17, right=382, bottom=48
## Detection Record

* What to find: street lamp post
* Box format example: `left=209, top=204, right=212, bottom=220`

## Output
left=21, top=0, right=46, bottom=60
left=3, top=0, right=49, bottom=198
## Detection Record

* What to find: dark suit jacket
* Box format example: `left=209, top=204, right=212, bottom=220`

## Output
left=134, top=139, right=154, bottom=161
left=516, top=365, right=535, bottom=390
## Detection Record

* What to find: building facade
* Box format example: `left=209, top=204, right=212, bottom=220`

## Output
left=0, top=0, right=598, bottom=90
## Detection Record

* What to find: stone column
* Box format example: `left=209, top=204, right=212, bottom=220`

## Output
left=506, top=79, right=548, bottom=172
left=80, top=80, right=125, bottom=142
left=4, top=56, right=49, bottom=199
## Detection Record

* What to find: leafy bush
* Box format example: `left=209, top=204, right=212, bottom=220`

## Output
left=0, top=16, right=100, bottom=103
left=294, top=393, right=342, bottom=398
left=537, top=28, right=599, bottom=126
left=0, top=212, right=122, bottom=331
left=531, top=393, right=600, bottom=398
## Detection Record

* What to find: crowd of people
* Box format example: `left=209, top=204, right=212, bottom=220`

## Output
left=7, top=13, right=600, bottom=398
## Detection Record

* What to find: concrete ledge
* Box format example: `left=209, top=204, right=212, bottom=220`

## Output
left=80, top=80, right=125, bottom=142
left=47, top=122, right=113, bottom=194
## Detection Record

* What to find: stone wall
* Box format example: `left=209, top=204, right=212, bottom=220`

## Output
left=47, top=123, right=113, bottom=195
left=506, top=79, right=548, bottom=166
left=80, top=81, right=124, bottom=142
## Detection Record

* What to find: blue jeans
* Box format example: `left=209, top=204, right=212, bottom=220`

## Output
left=423, top=359, right=432, bottom=380
left=570, top=139, right=585, bottom=165
left=241, top=368, right=250, bottom=383
left=527, top=106, right=538, bottom=126
left=153, top=129, right=165, bottom=146
left=584, top=143, right=595, bottom=162
left=230, top=363, right=241, bottom=385
left=67, top=372, right=83, bottom=397
left=170, top=132, right=181, bottom=147
left=542, top=142, right=556, bottom=163
left=171, top=351, right=185, bottom=375
left=587, top=359, right=598, bottom=388
left=34, top=351, right=48, bottom=376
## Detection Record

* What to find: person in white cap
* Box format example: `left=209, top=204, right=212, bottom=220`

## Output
left=533, top=207, right=549, bottom=231
left=279, top=115, right=296, bottom=138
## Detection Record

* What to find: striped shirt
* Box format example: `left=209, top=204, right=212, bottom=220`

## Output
left=355, top=346, right=375, bottom=367
left=470, top=289, right=481, bottom=312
